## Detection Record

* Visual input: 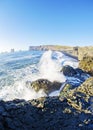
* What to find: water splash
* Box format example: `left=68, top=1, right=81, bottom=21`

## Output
left=0, top=50, right=79, bottom=101
left=49, top=82, right=66, bottom=97
left=0, top=81, right=47, bottom=101
left=38, top=50, right=66, bottom=82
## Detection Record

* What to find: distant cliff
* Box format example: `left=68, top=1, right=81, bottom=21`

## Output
left=29, top=45, right=73, bottom=51
left=78, top=46, right=93, bottom=60
left=29, top=45, right=93, bottom=60
left=29, top=45, right=78, bottom=56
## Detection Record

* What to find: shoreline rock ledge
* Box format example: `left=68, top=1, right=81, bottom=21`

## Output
left=0, top=56, right=93, bottom=129
left=0, top=92, right=93, bottom=130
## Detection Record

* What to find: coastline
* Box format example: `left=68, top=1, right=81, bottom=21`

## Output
left=0, top=49, right=93, bottom=129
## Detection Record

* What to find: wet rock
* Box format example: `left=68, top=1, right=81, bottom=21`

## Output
left=61, top=65, right=77, bottom=77
left=75, top=68, right=84, bottom=75
left=61, top=66, right=90, bottom=94
left=67, top=77, right=83, bottom=87
left=61, top=77, right=93, bottom=113
left=75, top=68, right=90, bottom=80
left=28, top=79, right=62, bottom=95
left=60, top=71, right=90, bottom=98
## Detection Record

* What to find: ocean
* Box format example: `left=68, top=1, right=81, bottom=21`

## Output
left=0, top=50, right=79, bottom=101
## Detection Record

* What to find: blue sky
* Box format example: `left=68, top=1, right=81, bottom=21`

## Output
left=0, top=0, right=93, bottom=52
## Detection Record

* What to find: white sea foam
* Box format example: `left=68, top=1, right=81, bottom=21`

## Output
left=0, top=50, right=79, bottom=101
left=38, top=50, right=66, bottom=82
left=0, top=81, right=47, bottom=101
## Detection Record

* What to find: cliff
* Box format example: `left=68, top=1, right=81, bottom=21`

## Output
left=29, top=45, right=73, bottom=52
left=78, top=46, right=93, bottom=60
left=29, top=45, right=93, bottom=61
left=0, top=55, right=93, bottom=129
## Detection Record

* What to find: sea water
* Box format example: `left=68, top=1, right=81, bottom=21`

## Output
left=0, top=50, right=78, bottom=101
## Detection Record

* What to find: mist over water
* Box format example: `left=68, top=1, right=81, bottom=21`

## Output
left=0, top=50, right=78, bottom=101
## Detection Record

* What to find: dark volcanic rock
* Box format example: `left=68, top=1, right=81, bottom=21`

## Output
left=61, top=65, right=77, bottom=77
left=28, top=79, right=62, bottom=95
left=0, top=97, right=93, bottom=130
left=61, top=65, right=90, bottom=90
left=75, top=68, right=84, bottom=75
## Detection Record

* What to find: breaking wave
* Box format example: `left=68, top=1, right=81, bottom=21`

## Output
left=0, top=50, right=78, bottom=101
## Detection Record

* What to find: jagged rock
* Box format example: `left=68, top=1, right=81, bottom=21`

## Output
left=0, top=97, right=93, bottom=129
left=60, top=67, right=90, bottom=98
left=62, top=77, right=93, bottom=113
left=60, top=84, right=73, bottom=97
left=61, top=65, right=90, bottom=89
left=77, top=77, right=93, bottom=96
left=61, top=65, right=77, bottom=77
left=60, top=68, right=89, bottom=98
left=79, top=56, right=93, bottom=76
left=27, top=79, right=62, bottom=95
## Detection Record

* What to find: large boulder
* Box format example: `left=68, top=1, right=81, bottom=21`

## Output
left=61, top=65, right=77, bottom=77
left=27, top=79, right=62, bottom=95
left=79, top=56, right=93, bottom=76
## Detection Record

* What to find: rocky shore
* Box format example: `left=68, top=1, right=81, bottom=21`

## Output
left=0, top=96, right=93, bottom=130
left=0, top=55, right=93, bottom=130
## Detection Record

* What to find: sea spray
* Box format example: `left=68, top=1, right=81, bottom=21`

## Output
left=0, top=50, right=79, bottom=101
left=0, top=81, right=47, bottom=101
left=38, top=50, right=66, bottom=82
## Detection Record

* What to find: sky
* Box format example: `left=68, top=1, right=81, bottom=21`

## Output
left=0, top=0, right=93, bottom=52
